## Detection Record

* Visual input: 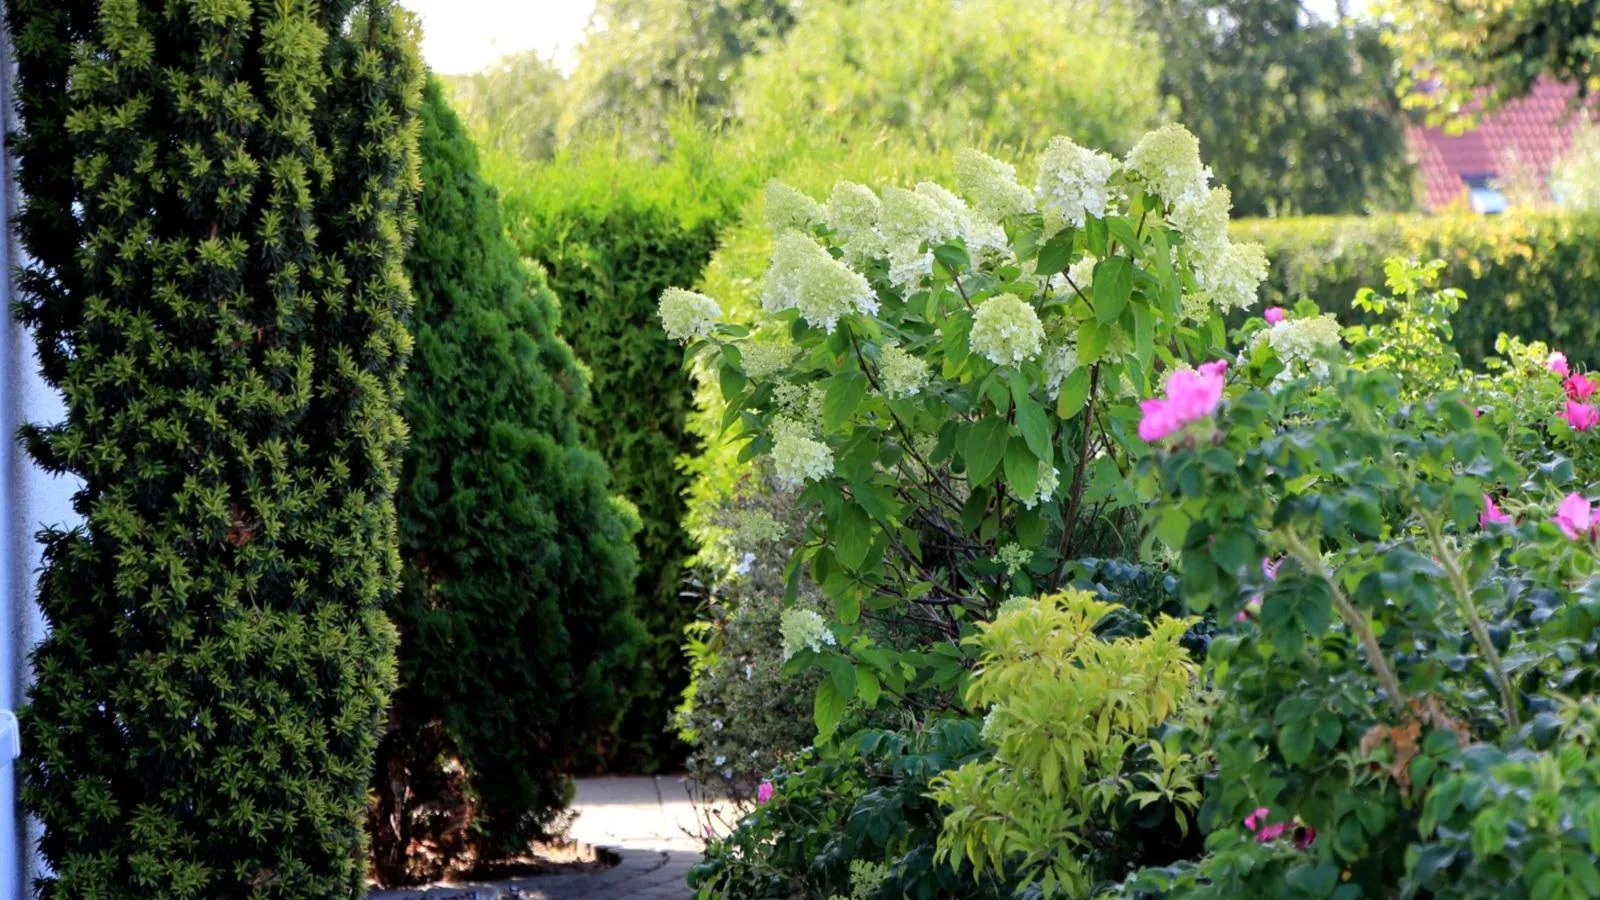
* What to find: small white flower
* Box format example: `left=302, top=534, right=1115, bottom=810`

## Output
left=1126, top=123, right=1212, bottom=206
left=1036, top=136, right=1118, bottom=233
left=878, top=344, right=931, bottom=399
left=969, top=294, right=1045, bottom=367
left=713, top=754, right=726, bottom=766
left=658, top=287, right=721, bottom=343
left=1009, top=461, right=1059, bottom=510
left=780, top=607, right=837, bottom=661
left=712, top=720, right=724, bottom=732
left=770, top=416, right=833, bottom=489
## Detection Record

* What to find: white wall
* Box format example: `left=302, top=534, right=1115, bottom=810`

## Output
left=0, top=17, right=81, bottom=900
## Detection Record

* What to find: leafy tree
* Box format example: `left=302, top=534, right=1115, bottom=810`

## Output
left=1382, top=0, right=1600, bottom=127
left=369, top=78, right=645, bottom=883
left=561, top=0, right=801, bottom=146
left=440, top=52, right=566, bottom=161
left=7, top=0, right=422, bottom=896
left=733, top=0, right=1162, bottom=154
left=1144, top=0, right=1413, bottom=216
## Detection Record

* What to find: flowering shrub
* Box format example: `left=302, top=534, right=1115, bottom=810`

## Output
left=659, top=126, right=1260, bottom=742
left=1122, top=260, right=1600, bottom=897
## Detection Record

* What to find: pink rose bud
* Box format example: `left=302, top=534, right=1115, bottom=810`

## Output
left=1479, top=495, right=1510, bottom=528
left=756, top=780, right=774, bottom=804
left=1264, top=307, right=1286, bottom=325
left=1550, top=352, right=1571, bottom=377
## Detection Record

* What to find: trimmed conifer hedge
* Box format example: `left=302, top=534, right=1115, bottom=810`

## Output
left=9, top=1, right=422, bottom=896
left=369, top=80, right=645, bottom=884
left=490, top=146, right=750, bottom=769
left=1236, top=213, right=1600, bottom=363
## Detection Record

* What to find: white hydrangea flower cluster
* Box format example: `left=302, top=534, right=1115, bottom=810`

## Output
left=995, top=542, right=1033, bottom=576
left=1169, top=185, right=1269, bottom=317
left=762, top=232, right=880, bottom=332
left=1010, top=461, right=1060, bottom=510
left=658, top=287, right=721, bottom=343
left=771, top=415, right=834, bottom=489
left=879, top=186, right=963, bottom=289
left=878, top=344, right=931, bottom=398
left=1126, top=123, right=1212, bottom=206
left=1035, top=136, right=1117, bottom=233
left=765, top=180, right=824, bottom=233
left=1043, top=342, right=1080, bottom=397
left=969, top=293, right=1045, bottom=367
left=825, top=181, right=887, bottom=264
left=955, top=148, right=1036, bottom=221
left=1066, top=254, right=1097, bottom=292
left=779, top=607, right=837, bottom=661
left=739, top=336, right=799, bottom=379
left=1251, top=313, right=1343, bottom=380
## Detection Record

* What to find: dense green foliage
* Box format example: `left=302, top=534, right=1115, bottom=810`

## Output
left=1145, top=0, right=1413, bottom=216
left=1236, top=213, right=1600, bottom=364
left=563, top=0, right=800, bottom=146
left=8, top=0, right=423, bottom=895
left=734, top=0, right=1161, bottom=154
left=490, top=142, right=752, bottom=768
left=440, top=53, right=565, bottom=162
left=1382, top=0, right=1600, bottom=128
left=370, top=80, right=644, bottom=884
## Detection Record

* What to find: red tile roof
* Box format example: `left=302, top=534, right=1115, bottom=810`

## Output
left=1407, top=77, right=1585, bottom=210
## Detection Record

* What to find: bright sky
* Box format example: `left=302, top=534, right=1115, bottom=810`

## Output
left=400, top=0, right=596, bottom=75
left=400, top=0, right=1367, bottom=77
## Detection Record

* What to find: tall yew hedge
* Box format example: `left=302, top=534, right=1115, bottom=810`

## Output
left=369, top=80, right=645, bottom=883
left=8, top=1, right=422, bottom=896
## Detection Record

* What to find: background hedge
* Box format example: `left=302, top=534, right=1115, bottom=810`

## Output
left=488, top=139, right=750, bottom=769
left=9, top=1, right=422, bottom=895
left=370, top=80, right=645, bottom=883
left=1236, top=212, right=1600, bottom=363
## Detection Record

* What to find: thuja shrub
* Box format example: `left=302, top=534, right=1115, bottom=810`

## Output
left=9, top=1, right=422, bottom=896
left=370, top=81, right=645, bottom=883
left=490, top=140, right=752, bottom=769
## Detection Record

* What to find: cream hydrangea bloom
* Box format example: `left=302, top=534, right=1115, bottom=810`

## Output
left=1035, top=136, right=1117, bottom=232
left=955, top=148, right=1036, bottom=221
left=878, top=344, right=931, bottom=398
left=880, top=186, right=964, bottom=289
left=765, top=180, right=824, bottom=233
left=762, top=232, right=879, bottom=332
left=825, top=181, right=886, bottom=263
left=1010, top=461, right=1060, bottom=510
left=1198, top=242, right=1269, bottom=312
left=779, top=607, right=837, bottom=661
left=1126, top=123, right=1211, bottom=205
left=970, top=293, right=1045, bottom=366
left=771, top=415, right=834, bottom=488
left=1251, top=313, right=1343, bottom=380
left=1043, top=342, right=1080, bottom=397
left=1171, top=186, right=1232, bottom=264
left=739, top=335, right=800, bottom=379
left=917, top=181, right=1007, bottom=258
left=657, top=287, right=721, bottom=343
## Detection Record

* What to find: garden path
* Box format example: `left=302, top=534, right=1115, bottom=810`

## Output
left=369, top=775, right=723, bottom=899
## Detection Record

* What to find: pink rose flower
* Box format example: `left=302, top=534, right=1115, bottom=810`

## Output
left=1294, top=825, right=1318, bottom=850
left=1243, top=807, right=1270, bottom=832
left=756, top=780, right=774, bottom=804
left=1139, top=360, right=1228, bottom=442
left=1565, top=400, right=1599, bottom=431
left=1568, top=373, right=1598, bottom=402
left=1555, top=492, right=1596, bottom=540
left=1264, top=307, right=1287, bottom=325
left=1261, top=557, right=1280, bottom=580
left=1480, top=495, right=1510, bottom=527
left=1551, top=352, right=1571, bottom=377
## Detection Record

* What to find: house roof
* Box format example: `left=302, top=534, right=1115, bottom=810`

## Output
left=1407, top=77, right=1584, bottom=210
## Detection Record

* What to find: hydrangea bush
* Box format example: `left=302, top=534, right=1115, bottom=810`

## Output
left=659, top=126, right=1263, bottom=743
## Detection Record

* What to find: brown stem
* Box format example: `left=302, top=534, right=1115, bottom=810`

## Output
left=1052, top=364, right=1101, bottom=578
left=1280, top=528, right=1406, bottom=715
left=1422, top=514, right=1520, bottom=728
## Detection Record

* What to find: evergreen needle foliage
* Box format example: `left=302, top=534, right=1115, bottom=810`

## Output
left=7, top=1, right=423, bottom=896
left=370, top=80, right=645, bottom=883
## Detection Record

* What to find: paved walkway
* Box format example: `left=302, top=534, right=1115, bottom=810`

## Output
left=369, top=776, right=728, bottom=900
